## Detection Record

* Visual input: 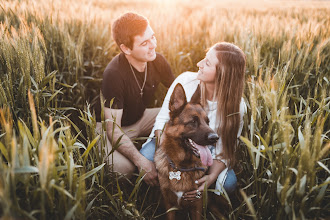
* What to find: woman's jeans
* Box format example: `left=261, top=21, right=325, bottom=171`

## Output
left=140, top=138, right=237, bottom=194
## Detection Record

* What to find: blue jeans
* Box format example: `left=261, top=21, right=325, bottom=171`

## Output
left=140, top=138, right=157, bottom=162
left=140, top=138, right=237, bottom=194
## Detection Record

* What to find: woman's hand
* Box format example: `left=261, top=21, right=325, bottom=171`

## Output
left=182, top=174, right=216, bottom=201
left=182, top=160, right=226, bottom=201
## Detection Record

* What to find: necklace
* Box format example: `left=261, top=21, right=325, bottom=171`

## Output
left=128, top=62, right=147, bottom=97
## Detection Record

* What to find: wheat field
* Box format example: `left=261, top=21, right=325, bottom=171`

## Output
left=0, top=0, right=329, bottom=219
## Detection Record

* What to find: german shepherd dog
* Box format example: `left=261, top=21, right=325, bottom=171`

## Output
left=154, top=83, right=219, bottom=220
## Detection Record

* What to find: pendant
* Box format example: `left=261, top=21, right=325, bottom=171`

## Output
left=140, top=91, right=143, bottom=97
left=169, top=170, right=181, bottom=180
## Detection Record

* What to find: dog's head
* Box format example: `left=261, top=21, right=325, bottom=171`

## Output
left=166, top=83, right=219, bottom=166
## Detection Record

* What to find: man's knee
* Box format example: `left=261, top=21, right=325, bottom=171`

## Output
left=137, top=108, right=161, bottom=136
left=106, top=153, right=136, bottom=177
left=96, top=122, right=137, bottom=176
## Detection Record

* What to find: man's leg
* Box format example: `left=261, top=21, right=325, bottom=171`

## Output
left=131, top=108, right=161, bottom=137
left=96, top=122, right=136, bottom=176
left=95, top=108, right=160, bottom=176
left=135, top=108, right=160, bottom=161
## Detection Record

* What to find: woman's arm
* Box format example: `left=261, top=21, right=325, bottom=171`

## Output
left=204, top=159, right=226, bottom=187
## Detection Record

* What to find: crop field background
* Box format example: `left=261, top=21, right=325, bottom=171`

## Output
left=0, top=0, right=329, bottom=219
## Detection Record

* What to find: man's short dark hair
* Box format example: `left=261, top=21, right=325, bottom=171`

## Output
left=112, top=12, right=149, bottom=50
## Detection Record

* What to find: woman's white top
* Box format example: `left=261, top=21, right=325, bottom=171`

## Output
left=142, top=71, right=247, bottom=194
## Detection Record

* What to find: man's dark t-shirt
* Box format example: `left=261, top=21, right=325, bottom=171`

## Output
left=98, top=52, right=174, bottom=126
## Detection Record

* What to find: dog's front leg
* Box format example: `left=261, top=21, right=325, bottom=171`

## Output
left=164, top=199, right=176, bottom=220
left=166, top=208, right=175, bottom=220
left=189, top=199, right=203, bottom=220
left=161, top=188, right=177, bottom=220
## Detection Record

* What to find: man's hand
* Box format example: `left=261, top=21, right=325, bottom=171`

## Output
left=136, top=156, right=159, bottom=186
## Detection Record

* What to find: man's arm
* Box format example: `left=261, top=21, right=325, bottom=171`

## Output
left=104, top=107, right=159, bottom=186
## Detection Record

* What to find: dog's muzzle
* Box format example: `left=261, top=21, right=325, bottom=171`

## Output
left=207, top=133, right=219, bottom=144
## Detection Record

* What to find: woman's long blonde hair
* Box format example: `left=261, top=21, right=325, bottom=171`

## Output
left=200, top=42, right=246, bottom=167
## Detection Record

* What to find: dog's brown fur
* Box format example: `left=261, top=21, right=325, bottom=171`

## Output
left=155, top=83, right=219, bottom=220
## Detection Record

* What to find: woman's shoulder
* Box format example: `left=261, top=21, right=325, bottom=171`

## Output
left=175, top=71, right=199, bottom=86
left=178, top=71, right=197, bottom=77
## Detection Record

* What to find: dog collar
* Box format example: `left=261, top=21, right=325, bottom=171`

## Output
left=165, top=154, right=207, bottom=173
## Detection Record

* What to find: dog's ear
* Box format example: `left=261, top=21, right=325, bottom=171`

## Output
left=190, top=84, right=201, bottom=105
left=169, top=83, right=187, bottom=115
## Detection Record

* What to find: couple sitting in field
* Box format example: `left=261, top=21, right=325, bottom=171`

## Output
left=94, top=12, right=247, bottom=202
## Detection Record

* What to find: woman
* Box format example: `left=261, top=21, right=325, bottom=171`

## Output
left=140, top=42, right=247, bottom=198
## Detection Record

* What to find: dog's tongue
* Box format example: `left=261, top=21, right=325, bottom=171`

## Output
left=195, top=144, right=213, bottom=166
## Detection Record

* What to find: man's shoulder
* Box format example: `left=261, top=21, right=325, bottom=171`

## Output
left=149, top=53, right=172, bottom=79
left=154, top=52, right=166, bottom=61
left=104, top=53, right=125, bottom=77
left=152, top=52, right=168, bottom=66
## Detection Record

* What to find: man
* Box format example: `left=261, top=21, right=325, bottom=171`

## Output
left=96, top=12, right=174, bottom=186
